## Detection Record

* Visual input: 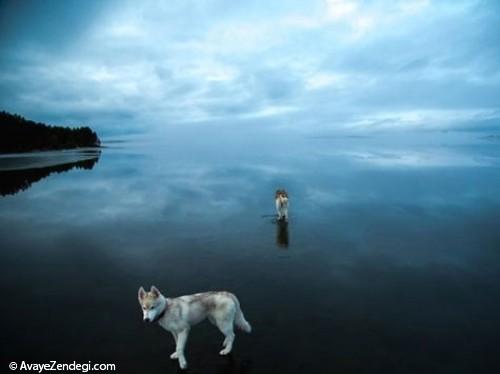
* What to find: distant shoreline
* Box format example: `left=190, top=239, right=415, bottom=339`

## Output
left=0, top=111, right=101, bottom=154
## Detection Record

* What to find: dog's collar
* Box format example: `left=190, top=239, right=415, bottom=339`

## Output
left=153, top=302, right=168, bottom=323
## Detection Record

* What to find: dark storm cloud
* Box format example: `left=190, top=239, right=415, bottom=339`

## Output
left=0, top=0, right=107, bottom=51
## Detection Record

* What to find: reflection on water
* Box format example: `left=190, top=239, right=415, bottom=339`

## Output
left=1, top=130, right=500, bottom=373
left=0, top=155, right=100, bottom=196
left=276, top=220, right=289, bottom=248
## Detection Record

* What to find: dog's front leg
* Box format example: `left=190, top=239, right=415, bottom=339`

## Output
left=176, top=329, right=189, bottom=369
left=170, top=331, right=178, bottom=359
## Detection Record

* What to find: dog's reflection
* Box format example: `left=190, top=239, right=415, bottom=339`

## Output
left=276, top=219, right=289, bottom=248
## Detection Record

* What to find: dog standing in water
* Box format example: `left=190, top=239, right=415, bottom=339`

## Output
left=275, top=189, right=289, bottom=222
left=138, top=286, right=251, bottom=370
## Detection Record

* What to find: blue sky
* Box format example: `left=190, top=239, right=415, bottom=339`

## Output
left=0, top=0, right=499, bottom=134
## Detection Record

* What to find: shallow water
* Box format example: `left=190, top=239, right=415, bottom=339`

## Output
left=1, top=128, right=500, bottom=373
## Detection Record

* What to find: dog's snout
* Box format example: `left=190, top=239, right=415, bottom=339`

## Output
left=144, top=317, right=150, bottom=322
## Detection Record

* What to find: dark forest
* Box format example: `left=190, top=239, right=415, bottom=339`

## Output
left=0, top=111, right=100, bottom=153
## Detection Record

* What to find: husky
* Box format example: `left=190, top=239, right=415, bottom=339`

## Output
left=138, top=286, right=252, bottom=370
left=275, top=189, right=289, bottom=222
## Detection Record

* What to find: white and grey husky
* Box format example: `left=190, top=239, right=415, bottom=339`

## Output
left=138, top=286, right=252, bottom=370
left=275, top=189, right=289, bottom=221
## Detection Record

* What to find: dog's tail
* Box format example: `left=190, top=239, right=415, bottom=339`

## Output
left=235, top=307, right=252, bottom=333
left=232, top=295, right=252, bottom=333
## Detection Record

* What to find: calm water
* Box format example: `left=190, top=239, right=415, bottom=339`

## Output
left=1, top=127, right=500, bottom=373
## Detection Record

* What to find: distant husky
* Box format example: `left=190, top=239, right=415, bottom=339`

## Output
left=275, top=189, right=289, bottom=222
left=138, top=286, right=252, bottom=370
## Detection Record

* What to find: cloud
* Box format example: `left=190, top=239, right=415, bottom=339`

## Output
left=0, top=0, right=499, bottom=134
left=339, top=149, right=494, bottom=168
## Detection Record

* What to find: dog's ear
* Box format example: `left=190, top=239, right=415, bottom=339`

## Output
left=138, top=286, right=146, bottom=300
left=150, top=285, right=161, bottom=298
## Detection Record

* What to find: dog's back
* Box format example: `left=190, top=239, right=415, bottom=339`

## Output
left=170, top=291, right=251, bottom=332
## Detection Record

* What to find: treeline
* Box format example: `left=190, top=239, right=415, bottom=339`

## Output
left=0, top=111, right=101, bottom=153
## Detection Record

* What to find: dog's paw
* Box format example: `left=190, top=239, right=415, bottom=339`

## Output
left=179, top=359, right=188, bottom=370
left=170, top=352, right=178, bottom=360
left=219, top=348, right=232, bottom=356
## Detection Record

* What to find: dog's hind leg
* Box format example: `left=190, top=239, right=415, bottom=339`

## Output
left=170, top=331, right=178, bottom=359
left=216, top=318, right=235, bottom=355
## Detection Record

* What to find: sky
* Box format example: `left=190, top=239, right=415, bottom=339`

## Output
left=0, top=0, right=499, bottom=135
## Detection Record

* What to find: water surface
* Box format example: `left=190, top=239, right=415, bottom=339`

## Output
left=1, top=128, right=500, bottom=373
